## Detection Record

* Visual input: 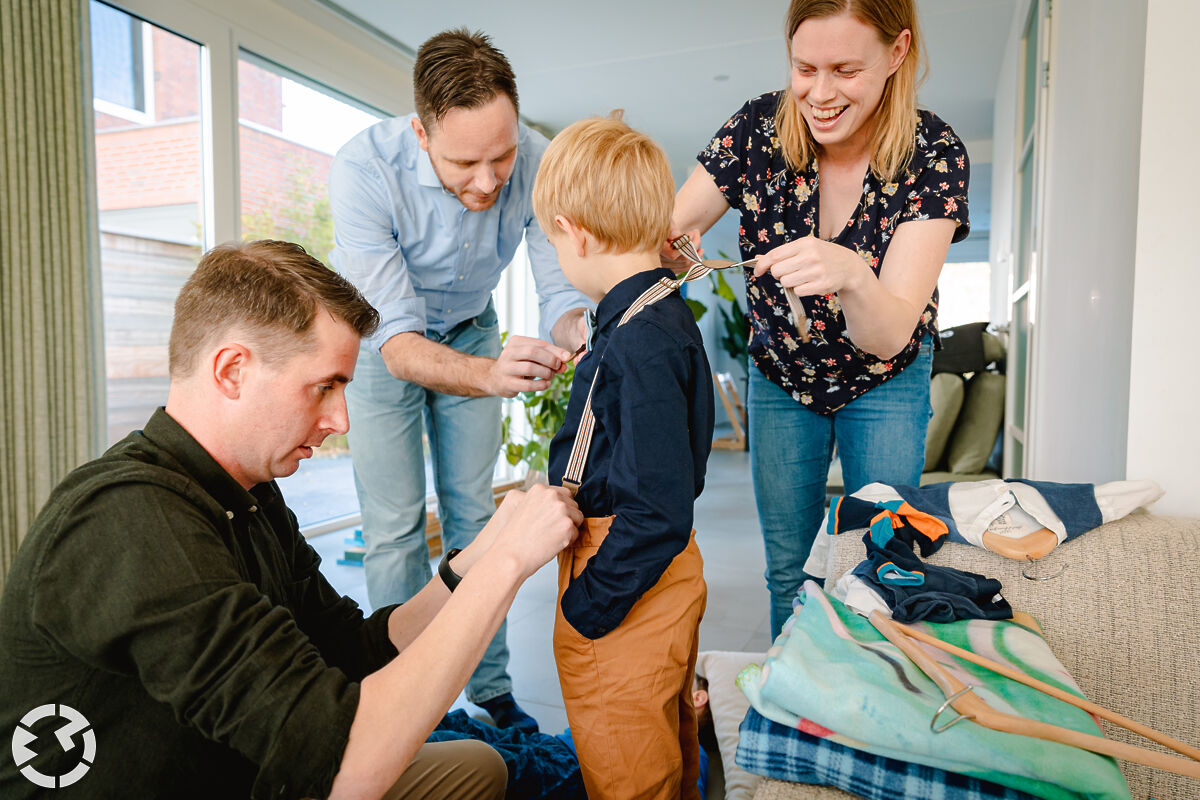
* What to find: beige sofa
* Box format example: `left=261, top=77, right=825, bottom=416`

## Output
left=705, top=513, right=1200, bottom=800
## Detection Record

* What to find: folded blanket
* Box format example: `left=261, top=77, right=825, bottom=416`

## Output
left=737, top=583, right=1130, bottom=800
left=736, top=705, right=1036, bottom=800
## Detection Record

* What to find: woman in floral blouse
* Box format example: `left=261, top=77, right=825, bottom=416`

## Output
left=671, top=0, right=970, bottom=638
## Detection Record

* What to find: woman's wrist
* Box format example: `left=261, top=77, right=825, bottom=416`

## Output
left=838, top=250, right=874, bottom=295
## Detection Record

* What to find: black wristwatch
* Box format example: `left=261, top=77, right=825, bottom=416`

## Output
left=438, top=547, right=464, bottom=592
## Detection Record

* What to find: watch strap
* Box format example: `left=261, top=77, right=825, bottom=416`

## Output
left=438, top=547, right=464, bottom=592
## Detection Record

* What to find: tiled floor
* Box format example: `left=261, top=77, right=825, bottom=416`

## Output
left=307, top=448, right=772, bottom=794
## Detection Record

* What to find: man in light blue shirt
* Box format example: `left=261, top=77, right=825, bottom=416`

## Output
left=329, top=28, right=589, bottom=733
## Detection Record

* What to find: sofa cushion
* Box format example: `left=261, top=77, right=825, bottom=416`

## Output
left=696, top=650, right=764, bottom=800
left=925, top=372, right=965, bottom=471
left=752, top=777, right=858, bottom=799
left=945, top=371, right=1005, bottom=474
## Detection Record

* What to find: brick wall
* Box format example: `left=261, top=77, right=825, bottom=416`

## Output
left=95, top=121, right=202, bottom=211
left=152, top=26, right=200, bottom=121
left=238, top=59, right=283, bottom=130
left=239, top=126, right=333, bottom=220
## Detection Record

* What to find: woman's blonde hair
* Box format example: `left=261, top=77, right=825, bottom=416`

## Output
left=774, top=0, right=926, bottom=180
left=532, top=111, right=673, bottom=254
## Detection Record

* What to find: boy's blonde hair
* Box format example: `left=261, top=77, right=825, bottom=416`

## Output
left=532, top=112, right=673, bottom=254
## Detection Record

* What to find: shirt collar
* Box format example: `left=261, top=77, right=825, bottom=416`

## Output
left=142, top=407, right=264, bottom=518
left=416, top=147, right=442, bottom=189
left=594, top=267, right=677, bottom=335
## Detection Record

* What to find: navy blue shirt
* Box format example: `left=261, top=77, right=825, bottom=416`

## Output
left=548, top=268, right=714, bottom=639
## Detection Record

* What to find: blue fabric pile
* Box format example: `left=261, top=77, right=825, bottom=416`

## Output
left=429, top=710, right=586, bottom=800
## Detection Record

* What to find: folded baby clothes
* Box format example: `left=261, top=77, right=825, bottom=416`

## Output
left=853, top=528, right=1012, bottom=623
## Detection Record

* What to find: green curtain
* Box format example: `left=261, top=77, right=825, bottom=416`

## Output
left=0, top=0, right=103, bottom=588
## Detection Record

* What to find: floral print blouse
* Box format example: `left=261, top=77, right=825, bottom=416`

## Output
left=698, top=92, right=970, bottom=415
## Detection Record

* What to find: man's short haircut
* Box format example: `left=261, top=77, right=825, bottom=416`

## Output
left=168, top=240, right=379, bottom=378
left=413, top=28, right=519, bottom=129
left=532, top=112, right=674, bottom=255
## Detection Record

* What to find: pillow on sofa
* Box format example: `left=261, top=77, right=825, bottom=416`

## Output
left=696, top=650, right=764, bottom=800
left=924, top=372, right=965, bottom=471
left=945, top=371, right=1004, bottom=474
left=982, top=330, right=1006, bottom=365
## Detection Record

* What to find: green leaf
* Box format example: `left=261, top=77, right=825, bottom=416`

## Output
left=711, top=270, right=737, bottom=303
left=498, top=334, right=577, bottom=473
left=685, top=298, right=708, bottom=321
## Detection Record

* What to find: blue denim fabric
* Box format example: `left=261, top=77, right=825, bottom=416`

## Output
left=345, top=301, right=510, bottom=703
left=749, top=341, right=933, bottom=639
left=1011, top=479, right=1103, bottom=538
left=430, top=711, right=585, bottom=800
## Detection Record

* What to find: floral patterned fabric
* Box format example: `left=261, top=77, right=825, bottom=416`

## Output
left=698, top=91, right=970, bottom=415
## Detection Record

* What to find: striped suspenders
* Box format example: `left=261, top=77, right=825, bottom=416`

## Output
left=560, top=261, right=717, bottom=496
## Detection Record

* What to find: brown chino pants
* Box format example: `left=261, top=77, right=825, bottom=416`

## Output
left=553, top=516, right=707, bottom=800
left=380, top=738, right=506, bottom=799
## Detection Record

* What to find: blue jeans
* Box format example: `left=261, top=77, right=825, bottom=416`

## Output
left=749, top=342, right=933, bottom=640
left=346, top=301, right=510, bottom=703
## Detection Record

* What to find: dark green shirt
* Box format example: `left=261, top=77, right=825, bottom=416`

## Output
left=0, top=409, right=397, bottom=799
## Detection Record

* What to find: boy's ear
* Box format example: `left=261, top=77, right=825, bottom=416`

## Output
left=554, top=215, right=590, bottom=258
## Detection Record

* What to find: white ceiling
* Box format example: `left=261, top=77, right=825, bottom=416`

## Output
left=325, top=0, right=1016, bottom=183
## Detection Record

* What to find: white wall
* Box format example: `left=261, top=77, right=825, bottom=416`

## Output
left=1126, top=0, right=1200, bottom=517
left=1026, top=0, right=1146, bottom=482
left=987, top=1, right=1023, bottom=327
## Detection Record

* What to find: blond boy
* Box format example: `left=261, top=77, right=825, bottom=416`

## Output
left=533, top=115, right=714, bottom=800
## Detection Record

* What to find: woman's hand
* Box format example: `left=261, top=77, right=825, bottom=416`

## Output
left=753, top=236, right=868, bottom=297
left=660, top=227, right=704, bottom=269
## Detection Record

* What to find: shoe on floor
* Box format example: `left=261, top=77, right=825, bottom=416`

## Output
left=477, top=692, right=539, bottom=734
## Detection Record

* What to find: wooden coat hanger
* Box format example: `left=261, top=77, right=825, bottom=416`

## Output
left=868, top=612, right=1200, bottom=780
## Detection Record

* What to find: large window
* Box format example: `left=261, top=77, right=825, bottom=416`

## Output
left=88, top=1, right=528, bottom=531
left=237, top=53, right=383, bottom=526
left=91, top=1, right=204, bottom=446
left=237, top=53, right=381, bottom=262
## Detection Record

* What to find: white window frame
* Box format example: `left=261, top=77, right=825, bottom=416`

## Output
left=86, top=0, right=415, bottom=532
left=88, top=0, right=413, bottom=249
left=91, top=11, right=156, bottom=124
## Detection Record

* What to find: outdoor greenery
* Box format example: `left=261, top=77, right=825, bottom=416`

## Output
left=241, top=159, right=334, bottom=261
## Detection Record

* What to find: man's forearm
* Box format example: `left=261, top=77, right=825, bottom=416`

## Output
left=382, top=547, right=473, bottom=653
left=328, top=549, right=525, bottom=800
left=380, top=332, right=494, bottom=397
